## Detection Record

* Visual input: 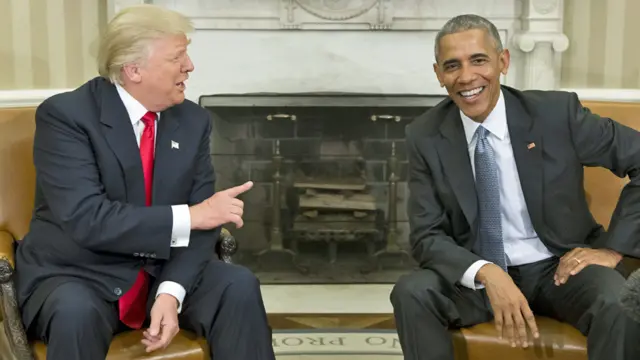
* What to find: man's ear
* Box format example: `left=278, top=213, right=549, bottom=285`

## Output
left=499, top=49, right=511, bottom=76
left=121, top=63, right=142, bottom=84
left=433, top=63, right=444, bottom=87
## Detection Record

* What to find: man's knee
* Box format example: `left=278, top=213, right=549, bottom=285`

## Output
left=390, top=269, right=445, bottom=309
left=41, top=282, right=114, bottom=333
left=222, top=264, right=261, bottom=302
left=592, top=290, right=623, bottom=315
left=578, top=266, right=626, bottom=313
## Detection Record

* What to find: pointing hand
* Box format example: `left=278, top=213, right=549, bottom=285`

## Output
left=189, top=181, right=253, bottom=230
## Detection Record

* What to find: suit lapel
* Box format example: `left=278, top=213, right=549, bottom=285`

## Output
left=504, top=89, right=544, bottom=231
left=99, top=82, right=146, bottom=206
left=436, top=107, right=478, bottom=232
left=152, top=108, right=180, bottom=204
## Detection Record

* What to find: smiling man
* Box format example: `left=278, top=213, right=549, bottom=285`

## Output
left=390, top=14, right=640, bottom=360
left=15, top=4, right=274, bottom=360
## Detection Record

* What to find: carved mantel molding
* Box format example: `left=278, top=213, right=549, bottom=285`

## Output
left=514, top=0, right=568, bottom=89
left=108, top=1, right=523, bottom=31
left=105, top=0, right=570, bottom=92
left=280, top=0, right=392, bottom=30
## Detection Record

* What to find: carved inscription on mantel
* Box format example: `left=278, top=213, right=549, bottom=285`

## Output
left=293, top=0, right=379, bottom=20
left=282, top=0, right=390, bottom=29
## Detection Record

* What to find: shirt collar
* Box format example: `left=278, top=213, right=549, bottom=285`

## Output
left=459, top=89, right=507, bottom=144
left=115, top=83, right=159, bottom=125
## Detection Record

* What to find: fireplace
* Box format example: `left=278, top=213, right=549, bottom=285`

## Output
left=109, top=0, right=569, bottom=283
left=201, top=94, right=442, bottom=283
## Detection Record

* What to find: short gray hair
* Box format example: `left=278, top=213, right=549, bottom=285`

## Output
left=98, top=4, right=194, bottom=85
left=434, top=14, right=503, bottom=62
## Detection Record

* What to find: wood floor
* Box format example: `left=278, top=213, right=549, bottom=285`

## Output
left=269, top=313, right=396, bottom=330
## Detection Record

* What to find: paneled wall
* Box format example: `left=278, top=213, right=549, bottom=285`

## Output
left=561, top=0, right=640, bottom=89
left=0, top=0, right=107, bottom=90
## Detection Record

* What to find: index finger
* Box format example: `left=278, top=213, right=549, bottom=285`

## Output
left=521, top=304, right=539, bottom=339
left=220, top=181, right=254, bottom=198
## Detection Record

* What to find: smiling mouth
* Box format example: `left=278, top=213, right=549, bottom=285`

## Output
left=458, top=86, right=485, bottom=99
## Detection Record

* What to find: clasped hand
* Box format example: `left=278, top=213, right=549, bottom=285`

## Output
left=553, top=247, right=622, bottom=286
left=142, top=294, right=180, bottom=352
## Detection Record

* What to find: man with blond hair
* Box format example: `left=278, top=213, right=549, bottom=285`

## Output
left=14, top=4, right=275, bottom=360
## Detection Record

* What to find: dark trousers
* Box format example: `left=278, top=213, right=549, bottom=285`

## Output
left=26, top=259, right=275, bottom=360
left=390, top=257, right=640, bottom=360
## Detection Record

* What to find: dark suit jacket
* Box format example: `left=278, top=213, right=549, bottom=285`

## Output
left=406, top=85, right=640, bottom=286
left=15, top=77, right=219, bottom=329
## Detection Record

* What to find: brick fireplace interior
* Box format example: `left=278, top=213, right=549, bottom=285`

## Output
left=201, top=93, right=444, bottom=283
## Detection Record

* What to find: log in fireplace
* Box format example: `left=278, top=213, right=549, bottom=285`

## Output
left=201, top=93, right=444, bottom=283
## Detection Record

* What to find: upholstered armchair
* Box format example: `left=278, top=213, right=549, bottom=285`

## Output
left=0, top=229, right=237, bottom=360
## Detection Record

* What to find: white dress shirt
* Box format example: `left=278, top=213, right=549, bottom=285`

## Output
left=459, top=90, right=554, bottom=290
left=115, top=84, right=191, bottom=312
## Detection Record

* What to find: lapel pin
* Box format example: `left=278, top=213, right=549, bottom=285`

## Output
left=527, top=142, right=536, bottom=150
left=171, top=140, right=179, bottom=150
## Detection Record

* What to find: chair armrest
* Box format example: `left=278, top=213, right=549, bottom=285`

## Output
left=621, top=256, right=640, bottom=277
left=215, top=228, right=237, bottom=264
left=0, top=231, right=15, bottom=269
left=0, top=231, right=34, bottom=359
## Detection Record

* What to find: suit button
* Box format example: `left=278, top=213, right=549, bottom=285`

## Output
left=114, top=287, right=122, bottom=296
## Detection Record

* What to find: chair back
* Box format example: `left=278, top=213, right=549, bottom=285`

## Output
left=581, top=101, right=640, bottom=230
left=0, top=107, right=37, bottom=241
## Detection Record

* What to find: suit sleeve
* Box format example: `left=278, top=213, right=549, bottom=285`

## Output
left=33, top=99, right=173, bottom=259
left=155, top=112, right=219, bottom=295
left=406, top=126, right=485, bottom=286
left=567, top=92, right=640, bottom=257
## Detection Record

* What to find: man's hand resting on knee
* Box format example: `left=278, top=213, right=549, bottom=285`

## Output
left=142, top=294, right=180, bottom=353
left=553, top=248, right=622, bottom=286
left=476, top=264, right=540, bottom=348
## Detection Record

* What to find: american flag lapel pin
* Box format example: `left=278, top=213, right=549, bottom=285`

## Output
left=171, top=140, right=179, bottom=150
left=527, top=142, right=536, bottom=150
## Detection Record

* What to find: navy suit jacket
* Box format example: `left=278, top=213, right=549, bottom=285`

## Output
left=405, top=85, right=640, bottom=286
left=15, top=77, right=219, bottom=329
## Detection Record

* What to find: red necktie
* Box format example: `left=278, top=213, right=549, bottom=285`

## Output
left=119, top=111, right=156, bottom=329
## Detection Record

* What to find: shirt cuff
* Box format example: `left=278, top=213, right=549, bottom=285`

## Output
left=156, top=281, right=186, bottom=313
left=460, top=260, right=491, bottom=290
left=170, top=205, right=191, bottom=247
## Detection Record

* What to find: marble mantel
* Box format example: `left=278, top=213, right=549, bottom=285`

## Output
left=108, top=0, right=568, bottom=102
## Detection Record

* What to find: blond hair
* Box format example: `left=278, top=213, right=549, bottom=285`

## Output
left=97, top=4, right=193, bottom=84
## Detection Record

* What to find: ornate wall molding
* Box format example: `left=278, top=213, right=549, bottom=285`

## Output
left=516, top=0, right=567, bottom=89
left=280, top=0, right=391, bottom=30
left=532, top=0, right=560, bottom=15
left=293, top=0, right=379, bottom=20
left=102, top=0, right=571, bottom=93
left=512, top=32, right=569, bottom=53
left=135, top=0, right=520, bottom=31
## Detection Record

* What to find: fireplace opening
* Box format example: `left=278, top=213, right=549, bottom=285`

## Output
left=201, top=93, right=444, bottom=284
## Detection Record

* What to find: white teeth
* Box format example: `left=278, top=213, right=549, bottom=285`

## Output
left=461, top=87, right=484, bottom=97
